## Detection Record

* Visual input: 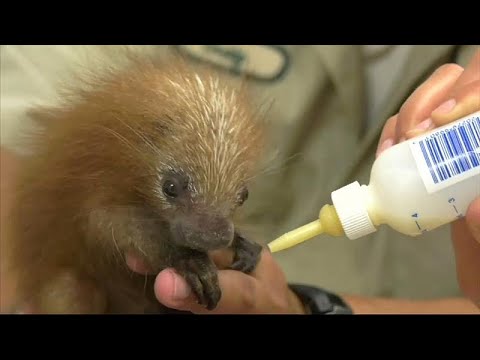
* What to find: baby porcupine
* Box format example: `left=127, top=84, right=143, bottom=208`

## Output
left=6, top=50, right=266, bottom=314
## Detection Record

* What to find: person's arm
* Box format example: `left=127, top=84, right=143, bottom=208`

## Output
left=342, top=295, right=480, bottom=314
left=0, top=148, right=21, bottom=312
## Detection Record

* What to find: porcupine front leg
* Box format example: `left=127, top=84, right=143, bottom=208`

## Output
left=170, top=249, right=221, bottom=310
left=229, top=231, right=263, bottom=274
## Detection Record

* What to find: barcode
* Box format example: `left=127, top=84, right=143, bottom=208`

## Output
left=417, top=115, right=480, bottom=185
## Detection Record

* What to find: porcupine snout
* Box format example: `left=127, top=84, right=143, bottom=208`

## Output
left=170, top=212, right=235, bottom=252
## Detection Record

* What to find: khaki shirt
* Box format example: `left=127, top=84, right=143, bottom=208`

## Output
left=1, top=44, right=478, bottom=299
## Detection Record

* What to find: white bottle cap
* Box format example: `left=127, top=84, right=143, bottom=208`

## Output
left=331, top=181, right=377, bottom=240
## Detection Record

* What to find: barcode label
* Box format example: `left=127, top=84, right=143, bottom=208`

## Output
left=410, top=112, right=480, bottom=194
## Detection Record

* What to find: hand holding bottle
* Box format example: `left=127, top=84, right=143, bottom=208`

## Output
left=376, top=49, right=480, bottom=308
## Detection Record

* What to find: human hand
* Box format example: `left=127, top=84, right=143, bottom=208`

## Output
left=0, top=148, right=21, bottom=312
left=376, top=49, right=480, bottom=307
left=126, top=248, right=308, bottom=314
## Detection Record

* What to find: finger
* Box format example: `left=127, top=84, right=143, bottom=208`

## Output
left=1, top=147, right=20, bottom=224
left=376, top=114, right=398, bottom=158
left=407, top=51, right=479, bottom=137
left=251, top=248, right=287, bottom=287
left=212, top=246, right=281, bottom=282
left=125, top=251, right=155, bottom=275
left=466, top=197, right=480, bottom=245
left=208, top=248, right=289, bottom=313
left=450, top=49, right=480, bottom=90
left=451, top=217, right=480, bottom=305
left=153, top=269, right=199, bottom=311
left=0, top=148, right=21, bottom=313
left=204, top=270, right=263, bottom=314
left=430, top=80, right=480, bottom=126
left=395, top=64, right=464, bottom=142
left=154, top=267, right=266, bottom=314
left=209, top=248, right=234, bottom=269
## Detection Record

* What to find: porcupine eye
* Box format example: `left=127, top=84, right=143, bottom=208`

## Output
left=163, top=180, right=179, bottom=198
left=162, top=175, right=188, bottom=199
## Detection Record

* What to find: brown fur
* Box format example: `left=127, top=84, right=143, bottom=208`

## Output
left=5, top=49, right=266, bottom=313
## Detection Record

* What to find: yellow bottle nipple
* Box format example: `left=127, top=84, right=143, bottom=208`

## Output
left=267, top=204, right=345, bottom=253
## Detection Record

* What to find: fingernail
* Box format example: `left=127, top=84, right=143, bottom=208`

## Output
left=171, top=271, right=191, bottom=300
left=414, top=118, right=433, bottom=131
left=433, top=99, right=456, bottom=114
left=406, top=118, right=435, bottom=139
left=377, top=138, right=393, bottom=156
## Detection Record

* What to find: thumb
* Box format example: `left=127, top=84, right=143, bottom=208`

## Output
left=466, top=197, right=480, bottom=245
left=430, top=50, right=480, bottom=126
left=153, top=269, right=196, bottom=311
left=430, top=79, right=480, bottom=127
left=154, top=269, right=218, bottom=313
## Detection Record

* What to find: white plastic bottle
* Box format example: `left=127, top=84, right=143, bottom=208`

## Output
left=268, top=111, right=480, bottom=252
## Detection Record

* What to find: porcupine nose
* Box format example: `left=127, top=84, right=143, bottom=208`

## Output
left=172, top=213, right=235, bottom=251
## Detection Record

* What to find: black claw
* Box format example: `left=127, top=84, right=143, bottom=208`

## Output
left=230, top=232, right=262, bottom=274
left=173, top=253, right=221, bottom=310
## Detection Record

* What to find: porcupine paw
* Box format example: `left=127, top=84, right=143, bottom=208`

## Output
left=230, top=232, right=262, bottom=274
left=175, top=256, right=221, bottom=310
